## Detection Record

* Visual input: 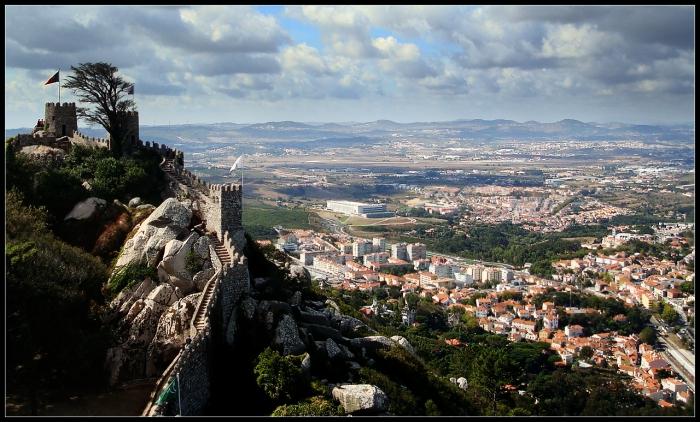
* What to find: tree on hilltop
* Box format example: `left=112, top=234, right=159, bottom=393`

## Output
left=63, top=62, right=134, bottom=156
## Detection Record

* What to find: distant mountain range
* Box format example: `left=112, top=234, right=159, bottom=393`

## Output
left=6, top=118, right=694, bottom=145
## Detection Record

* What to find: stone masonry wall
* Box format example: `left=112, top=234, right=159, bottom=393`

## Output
left=44, top=102, right=77, bottom=138
left=141, top=140, right=250, bottom=416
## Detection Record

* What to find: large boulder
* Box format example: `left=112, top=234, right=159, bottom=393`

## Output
left=193, top=236, right=212, bottom=260
left=299, top=322, right=345, bottom=343
left=299, top=308, right=331, bottom=326
left=326, top=338, right=344, bottom=361
left=289, top=265, right=310, bottom=282
left=273, top=314, right=305, bottom=356
left=162, top=232, right=200, bottom=279
left=64, top=197, right=107, bottom=221
left=110, top=277, right=158, bottom=317
left=193, top=268, right=215, bottom=292
left=336, top=315, right=375, bottom=337
left=331, top=384, right=388, bottom=414
left=113, top=198, right=192, bottom=269
left=240, top=296, right=258, bottom=320
left=349, top=336, right=394, bottom=351
left=390, top=336, right=416, bottom=357
left=128, top=197, right=142, bottom=208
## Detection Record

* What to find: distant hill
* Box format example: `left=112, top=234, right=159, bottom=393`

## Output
left=7, top=118, right=694, bottom=148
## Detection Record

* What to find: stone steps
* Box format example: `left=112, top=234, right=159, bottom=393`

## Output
left=191, top=234, right=232, bottom=331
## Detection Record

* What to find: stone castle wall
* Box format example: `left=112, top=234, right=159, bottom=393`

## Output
left=141, top=140, right=250, bottom=417
left=73, top=130, right=111, bottom=149
left=44, top=102, right=77, bottom=138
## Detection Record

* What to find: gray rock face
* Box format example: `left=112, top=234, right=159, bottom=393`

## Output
left=299, top=322, right=345, bottom=342
left=289, top=290, right=302, bottom=307
left=106, top=279, right=185, bottom=385
left=325, top=299, right=341, bottom=315
left=273, top=314, right=306, bottom=355
left=146, top=293, right=201, bottom=376
left=326, top=338, right=344, bottom=361
left=350, top=336, right=395, bottom=351
left=390, top=336, right=416, bottom=356
left=112, top=278, right=158, bottom=317
left=145, top=284, right=180, bottom=310
left=332, top=384, right=388, bottom=414
left=193, top=236, right=211, bottom=260
left=64, top=197, right=107, bottom=221
left=114, top=198, right=192, bottom=269
left=240, top=296, right=258, bottom=320
left=160, top=232, right=200, bottom=282
left=128, top=197, right=142, bottom=208
left=289, top=265, right=310, bottom=281
left=337, top=315, right=375, bottom=337
left=300, top=308, right=331, bottom=326
left=193, top=268, right=215, bottom=292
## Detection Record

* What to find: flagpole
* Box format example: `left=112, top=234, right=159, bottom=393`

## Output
left=58, top=68, right=61, bottom=103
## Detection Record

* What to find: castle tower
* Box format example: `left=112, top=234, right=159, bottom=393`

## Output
left=208, top=183, right=243, bottom=241
left=44, top=102, right=77, bottom=138
left=118, top=110, right=139, bottom=153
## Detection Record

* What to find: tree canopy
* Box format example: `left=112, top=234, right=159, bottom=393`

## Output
left=63, top=62, right=135, bottom=155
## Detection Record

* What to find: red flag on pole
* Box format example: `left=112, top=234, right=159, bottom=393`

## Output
left=45, top=71, right=59, bottom=85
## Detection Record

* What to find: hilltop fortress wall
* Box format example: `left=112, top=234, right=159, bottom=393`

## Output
left=136, top=140, right=250, bottom=416
left=11, top=103, right=249, bottom=415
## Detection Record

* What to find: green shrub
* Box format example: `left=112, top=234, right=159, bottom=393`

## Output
left=185, top=250, right=204, bottom=276
left=271, top=396, right=344, bottom=416
left=107, top=263, right=158, bottom=297
left=254, top=347, right=307, bottom=403
left=6, top=190, right=110, bottom=392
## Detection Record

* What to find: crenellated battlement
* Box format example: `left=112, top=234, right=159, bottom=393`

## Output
left=73, top=130, right=111, bottom=148
left=45, top=102, right=76, bottom=109
left=209, top=183, right=242, bottom=193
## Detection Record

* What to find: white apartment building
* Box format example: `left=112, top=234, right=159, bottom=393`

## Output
left=406, top=243, right=427, bottom=261
left=391, top=243, right=408, bottom=261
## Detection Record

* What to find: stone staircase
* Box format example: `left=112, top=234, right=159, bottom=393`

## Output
left=191, top=234, right=231, bottom=331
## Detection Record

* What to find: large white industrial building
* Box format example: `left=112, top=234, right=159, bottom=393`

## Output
left=326, top=200, right=394, bottom=218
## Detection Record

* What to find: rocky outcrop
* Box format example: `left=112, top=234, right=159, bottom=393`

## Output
left=128, top=197, right=142, bottom=208
left=331, top=384, right=388, bottom=414
left=336, top=314, right=375, bottom=337
left=156, top=231, right=203, bottom=294
left=105, top=282, right=186, bottom=385
left=64, top=197, right=107, bottom=221
left=193, top=268, right=215, bottom=292
left=146, top=293, right=201, bottom=376
left=114, top=198, right=192, bottom=269
left=390, top=335, right=416, bottom=357
left=349, top=336, right=395, bottom=351
left=273, top=314, right=305, bottom=356
left=450, top=377, right=468, bottom=390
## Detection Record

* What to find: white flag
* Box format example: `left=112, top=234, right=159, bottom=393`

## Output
left=229, top=155, right=244, bottom=173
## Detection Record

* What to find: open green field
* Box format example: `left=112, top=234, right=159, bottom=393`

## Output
left=243, top=199, right=312, bottom=239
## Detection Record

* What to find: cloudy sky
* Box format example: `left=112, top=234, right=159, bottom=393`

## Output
left=4, top=5, right=695, bottom=128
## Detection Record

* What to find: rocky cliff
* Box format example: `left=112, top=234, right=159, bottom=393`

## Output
left=104, top=198, right=215, bottom=386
